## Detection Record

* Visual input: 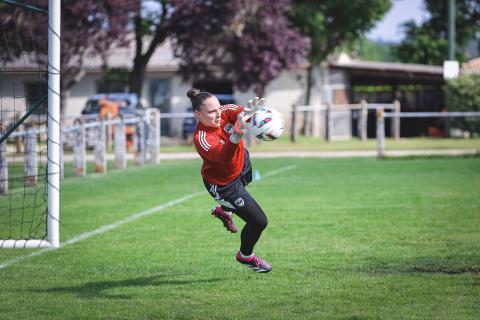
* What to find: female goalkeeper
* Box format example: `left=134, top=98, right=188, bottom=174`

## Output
left=187, top=88, right=271, bottom=273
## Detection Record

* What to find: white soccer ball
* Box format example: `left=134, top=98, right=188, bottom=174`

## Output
left=248, top=107, right=284, bottom=141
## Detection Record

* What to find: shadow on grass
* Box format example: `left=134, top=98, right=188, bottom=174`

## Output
left=362, top=257, right=480, bottom=276
left=31, top=274, right=224, bottom=299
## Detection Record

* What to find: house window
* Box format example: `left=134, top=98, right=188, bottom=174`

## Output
left=25, top=82, right=48, bottom=115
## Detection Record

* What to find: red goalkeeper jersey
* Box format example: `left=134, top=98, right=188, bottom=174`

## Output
left=194, top=104, right=245, bottom=185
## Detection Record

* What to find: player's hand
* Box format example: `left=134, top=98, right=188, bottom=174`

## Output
left=228, top=113, right=248, bottom=144
left=243, top=96, right=266, bottom=121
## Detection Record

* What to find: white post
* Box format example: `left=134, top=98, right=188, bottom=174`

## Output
left=376, top=108, right=385, bottom=159
left=0, top=141, right=7, bottom=195
left=73, top=123, right=86, bottom=176
left=148, top=109, right=160, bottom=164
left=360, top=100, right=368, bottom=141
left=312, top=106, right=320, bottom=138
left=95, top=120, right=107, bottom=173
left=135, top=115, right=146, bottom=165
left=393, top=100, right=401, bottom=140
left=115, top=116, right=127, bottom=169
left=47, top=0, right=61, bottom=248
left=326, top=103, right=333, bottom=141
left=60, top=128, right=64, bottom=180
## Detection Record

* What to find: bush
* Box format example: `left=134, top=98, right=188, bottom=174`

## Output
left=444, top=74, right=480, bottom=136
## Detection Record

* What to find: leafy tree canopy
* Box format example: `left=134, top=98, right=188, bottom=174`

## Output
left=393, top=0, right=480, bottom=65
left=170, top=0, right=310, bottom=95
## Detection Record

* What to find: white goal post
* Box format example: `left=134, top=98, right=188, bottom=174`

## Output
left=0, top=0, right=61, bottom=249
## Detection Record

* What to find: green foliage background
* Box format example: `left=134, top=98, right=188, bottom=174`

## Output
left=444, top=74, right=480, bottom=135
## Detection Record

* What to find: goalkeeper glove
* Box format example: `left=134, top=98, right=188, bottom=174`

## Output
left=230, top=97, right=266, bottom=144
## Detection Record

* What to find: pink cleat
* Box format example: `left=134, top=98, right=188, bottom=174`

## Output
left=236, top=251, right=272, bottom=273
left=211, top=206, right=238, bottom=233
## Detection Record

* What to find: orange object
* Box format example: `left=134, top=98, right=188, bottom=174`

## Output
left=98, top=98, right=135, bottom=148
left=98, top=98, right=119, bottom=119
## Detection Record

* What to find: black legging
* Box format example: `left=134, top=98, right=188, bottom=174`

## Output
left=222, top=195, right=268, bottom=256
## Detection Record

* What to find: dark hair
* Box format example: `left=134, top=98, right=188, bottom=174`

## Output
left=187, top=88, right=213, bottom=112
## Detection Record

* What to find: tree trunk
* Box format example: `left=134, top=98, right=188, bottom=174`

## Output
left=130, top=57, right=147, bottom=98
left=301, top=65, right=313, bottom=135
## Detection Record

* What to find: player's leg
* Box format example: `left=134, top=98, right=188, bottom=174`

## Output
left=204, top=181, right=238, bottom=233
left=229, top=192, right=272, bottom=273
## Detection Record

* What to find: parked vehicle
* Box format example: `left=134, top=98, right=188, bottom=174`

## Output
left=81, top=93, right=146, bottom=118
left=80, top=93, right=147, bottom=149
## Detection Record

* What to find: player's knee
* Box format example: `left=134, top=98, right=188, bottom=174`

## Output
left=256, top=215, right=268, bottom=231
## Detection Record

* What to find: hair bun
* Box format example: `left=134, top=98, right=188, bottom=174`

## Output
left=187, top=88, right=201, bottom=100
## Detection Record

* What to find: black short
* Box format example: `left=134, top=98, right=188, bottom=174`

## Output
left=203, top=149, right=253, bottom=211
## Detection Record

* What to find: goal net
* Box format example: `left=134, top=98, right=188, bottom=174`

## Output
left=0, top=0, right=60, bottom=248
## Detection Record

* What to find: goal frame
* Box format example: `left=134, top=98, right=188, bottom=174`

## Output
left=0, top=0, right=61, bottom=249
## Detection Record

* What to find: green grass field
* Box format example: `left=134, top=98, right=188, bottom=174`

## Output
left=1, top=156, right=479, bottom=319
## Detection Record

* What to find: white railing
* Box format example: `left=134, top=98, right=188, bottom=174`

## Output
left=376, top=110, right=480, bottom=158
left=290, top=101, right=400, bottom=142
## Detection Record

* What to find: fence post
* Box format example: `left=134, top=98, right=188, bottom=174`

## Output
left=74, top=122, right=86, bottom=176
left=376, top=108, right=385, bottom=159
left=148, top=109, right=160, bottom=164
left=326, top=103, right=333, bottom=142
left=291, top=104, right=297, bottom=143
left=360, top=100, right=368, bottom=141
left=115, top=116, right=127, bottom=170
left=0, top=140, right=8, bottom=194
left=24, top=125, right=38, bottom=187
left=312, top=105, right=320, bottom=137
left=393, top=100, right=401, bottom=140
left=135, top=114, right=146, bottom=165
left=95, top=120, right=107, bottom=173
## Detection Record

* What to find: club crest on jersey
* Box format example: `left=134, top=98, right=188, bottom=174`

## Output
left=234, top=197, right=245, bottom=207
left=224, top=123, right=235, bottom=134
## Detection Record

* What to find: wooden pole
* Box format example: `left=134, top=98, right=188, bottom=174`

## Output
left=376, top=108, right=385, bottom=159
left=393, top=100, right=401, bottom=140
left=326, top=103, right=333, bottom=142
left=95, top=120, right=107, bottom=173
left=73, top=122, right=86, bottom=176
left=135, top=115, right=146, bottom=165
left=148, top=109, right=160, bottom=164
left=360, top=100, right=368, bottom=141
left=290, top=104, right=297, bottom=143
left=115, top=116, right=127, bottom=170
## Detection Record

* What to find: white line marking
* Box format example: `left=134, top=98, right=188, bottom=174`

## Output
left=0, top=165, right=297, bottom=270
left=262, top=165, right=297, bottom=177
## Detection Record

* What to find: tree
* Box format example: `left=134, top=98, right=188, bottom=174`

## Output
left=288, top=0, right=391, bottom=104
left=393, top=0, right=480, bottom=65
left=444, top=73, right=480, bottom=135
left=0, top=0, right=136, bottom=106
left=168, top=0, right=309, bottom=95
left=129, top=0, right=175, bottom=97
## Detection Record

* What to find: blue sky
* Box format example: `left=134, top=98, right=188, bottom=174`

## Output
left=367, top=0, right=428, bottom=42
